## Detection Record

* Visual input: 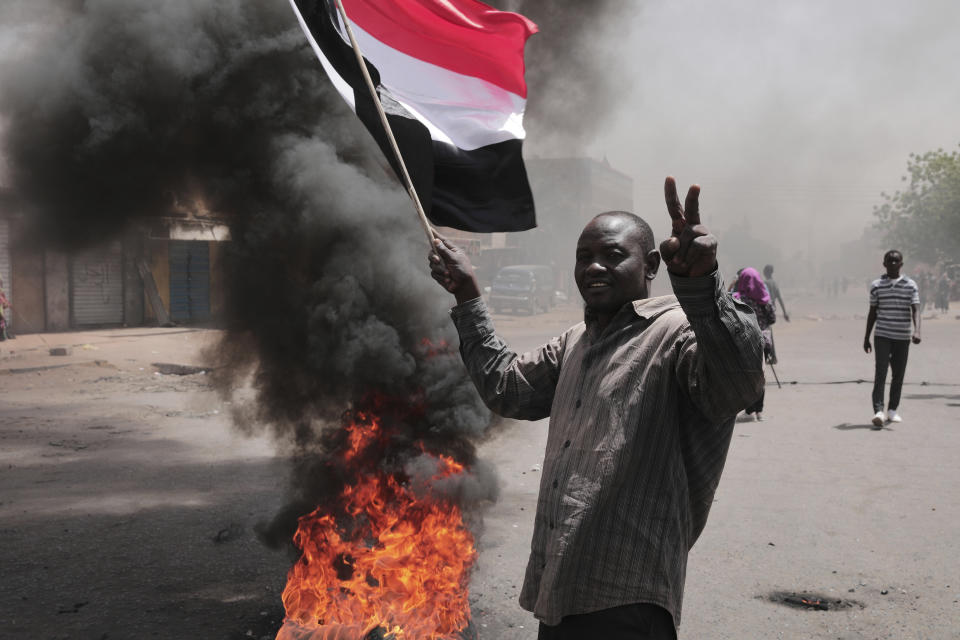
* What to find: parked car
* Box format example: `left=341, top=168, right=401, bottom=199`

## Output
left=489, top=265, right=555, bottom=314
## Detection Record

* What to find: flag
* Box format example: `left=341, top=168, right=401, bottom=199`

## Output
left=289, top=0, right=538, bottom=232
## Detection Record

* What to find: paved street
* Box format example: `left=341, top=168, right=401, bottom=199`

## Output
left=1, top=291, right=957, bottom=639
left=472, top=292, right=960, bottom=640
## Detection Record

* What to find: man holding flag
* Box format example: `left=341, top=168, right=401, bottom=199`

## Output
left=430, top=178, right=764, bottom=638
left=292, top=1, right=765, bottom=636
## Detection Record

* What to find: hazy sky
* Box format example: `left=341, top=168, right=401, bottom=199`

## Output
left=2, top=0, right=958, bottom=273
left=579, top=0, right=960, bottom=262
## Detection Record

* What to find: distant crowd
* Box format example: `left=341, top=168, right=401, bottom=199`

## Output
left=914, top=267, right=957, bottom=314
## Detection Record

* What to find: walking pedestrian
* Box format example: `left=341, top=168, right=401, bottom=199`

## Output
left=863, top=250, right=921, bottom=428
left=762, top=264, right=789, bottom=366
left=0, top=276, right=10, bottom=341
left=935, top=271, right=951, bottom=312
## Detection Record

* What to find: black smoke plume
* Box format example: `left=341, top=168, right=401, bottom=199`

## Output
left=493, top=0, right=636, bottom=154
left=0, top=0, right=628, bottom=547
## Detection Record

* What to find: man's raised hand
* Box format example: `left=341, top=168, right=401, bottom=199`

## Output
left=659, top=176, right=718, bottom=277
left=428, top=236, right=481, bottom=304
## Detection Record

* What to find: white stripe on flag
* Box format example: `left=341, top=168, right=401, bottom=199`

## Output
left=289, top=0, right=356, bottom=111
left=349, top=21, right=527, bottom=151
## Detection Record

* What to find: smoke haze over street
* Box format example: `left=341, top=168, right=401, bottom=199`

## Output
left=1, top=2, right=960, bottom=638
left=573, top=1, right=960, bottom=280
left=4, top=0, right=959, bottom=280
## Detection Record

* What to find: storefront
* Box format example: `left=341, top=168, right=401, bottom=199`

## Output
left=168, top=240, right=211, bottom=323
left=70, top=241, right=125, bottom=326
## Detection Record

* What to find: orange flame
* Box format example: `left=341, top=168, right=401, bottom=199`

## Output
left=277, top=410, right=476, bottom=640
left=419, top=338, right=452, bottom=358
left=343, top=412, right=383, bottom=462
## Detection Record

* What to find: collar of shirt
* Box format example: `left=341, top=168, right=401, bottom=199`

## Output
left=583, top=294, right=680, bottom=342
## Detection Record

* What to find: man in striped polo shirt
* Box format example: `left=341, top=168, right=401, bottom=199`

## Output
left=863, top=250, right=921, bottom=428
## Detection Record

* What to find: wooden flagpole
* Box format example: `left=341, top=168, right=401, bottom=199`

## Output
left=332, top=0, right=437, bottom=249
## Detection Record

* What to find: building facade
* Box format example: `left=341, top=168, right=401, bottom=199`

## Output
left=1, top=157, right=633, bottom=331
left=0, top=214, right=229, bottom=333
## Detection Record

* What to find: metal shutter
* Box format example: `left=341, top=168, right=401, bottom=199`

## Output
left=169, top=241, right=210, bottom=323
left=0, top=219, right=10, bottom=331
left=0, top=219, right=10, bottom=302
left=71, top=241, right=124, bottom=326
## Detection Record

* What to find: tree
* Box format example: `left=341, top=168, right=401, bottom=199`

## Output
left=873, top=145, right=960, bottom=265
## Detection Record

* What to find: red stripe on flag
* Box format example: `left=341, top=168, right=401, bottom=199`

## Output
left=342, top=0, right=537, bottom=98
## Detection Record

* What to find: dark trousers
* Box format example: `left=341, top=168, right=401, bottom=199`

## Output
left=872, top=336, right=910, bottom=412
left=746, top=389, right=765, bottom=414
left=537, top=603, right=676, bottom=640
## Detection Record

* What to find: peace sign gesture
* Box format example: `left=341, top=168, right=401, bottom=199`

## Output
left=660, top=176, right=718, bottom=277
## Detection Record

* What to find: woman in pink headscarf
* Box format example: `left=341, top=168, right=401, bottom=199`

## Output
left=733, top=268, right=775, bottom=420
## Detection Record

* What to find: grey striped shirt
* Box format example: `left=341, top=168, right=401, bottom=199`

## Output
left=450, top=271, right=764, bottom=629
left=869, top=275, right=919, bottom=340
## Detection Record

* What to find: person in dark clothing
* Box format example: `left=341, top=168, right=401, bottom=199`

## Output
left=429, top=177, right=764, bottom=639
left=762, top=264, right=788, bottom=365
left=0, top=276, right=10, bottom=341
left=917, top=271, right=931, bottom=314
left=762, top=264, right=789, bottom=322
left=935, top=272, right=951, bottom=312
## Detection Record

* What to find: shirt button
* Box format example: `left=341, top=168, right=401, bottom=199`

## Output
left=563, top=440, right=571, bottom=448
left=575, top=399, right=582, bottom=408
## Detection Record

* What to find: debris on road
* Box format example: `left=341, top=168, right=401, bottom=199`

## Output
left=151, top=362, right=213, bottom=376
left=766, top=590, right=864, bottom=611
left=212, top=523, right=244, bottom=544
left=57, top=601, right=88, bottom=614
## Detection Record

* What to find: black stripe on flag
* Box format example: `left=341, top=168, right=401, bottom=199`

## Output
left=293, top=0, right=536, bottom=233
left=431, top=139, right=535, bottom=232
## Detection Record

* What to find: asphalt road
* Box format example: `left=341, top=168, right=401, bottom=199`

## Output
left=1, top=290, right=957, bottom=639
left=472, top=292, right=960, bottom=640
